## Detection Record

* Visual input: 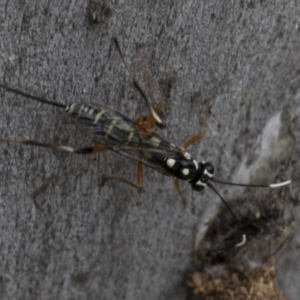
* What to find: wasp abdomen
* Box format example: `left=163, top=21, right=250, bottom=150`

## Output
left=66, top=103, right=137, bottom=145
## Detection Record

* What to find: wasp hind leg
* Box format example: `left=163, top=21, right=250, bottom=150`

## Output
left=135, top=102, right=165, bottom=137
left=113, top=38, right=165, bottom=129
left=0, top=137, right=106, bottom=154
left=103, top=161, right=144, bottom=189
left=2, top=137, right=145, bottom=190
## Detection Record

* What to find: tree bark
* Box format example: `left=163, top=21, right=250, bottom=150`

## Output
left=0, top=1, right=299, bottom=299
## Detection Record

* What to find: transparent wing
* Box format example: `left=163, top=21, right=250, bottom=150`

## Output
left=67, top=102, right=187, bottom=175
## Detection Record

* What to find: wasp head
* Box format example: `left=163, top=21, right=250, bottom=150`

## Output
left=189, top=162, right=214, bottom=191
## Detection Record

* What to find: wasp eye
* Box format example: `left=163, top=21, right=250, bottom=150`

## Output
left=204, top=162, right=214, bottom=175
left=191, top=180, right=206, bottom=191
left=201, top=174, right=209, bottom=183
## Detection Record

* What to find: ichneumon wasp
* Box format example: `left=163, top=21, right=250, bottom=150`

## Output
left=0, top=38, right=292, bottom=248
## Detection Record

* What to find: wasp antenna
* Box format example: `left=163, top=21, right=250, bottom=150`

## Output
left=112, top=38, right=165, bottom=128
left=0, top=82, right=66, bottom=109
left=207, top=183, right=246, bottom=248
left=269, top=180, right=291, bottom=188
left=234, top=234, right=247, bottom=248
left=212, top=178, right=292, bottom=189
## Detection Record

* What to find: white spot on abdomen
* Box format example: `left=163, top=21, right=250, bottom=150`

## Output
left=182, top=168, right=189, bottom=176
left=166, top=158, right=176, bottom=168
left=150, top=137, right=161, bottom=147
left=94, top=110, right=105, bottom=123
left=105, top=119, right=118, bottom=137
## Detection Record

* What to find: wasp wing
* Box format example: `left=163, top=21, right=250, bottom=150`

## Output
left=67, top=102, right=188, bottom=176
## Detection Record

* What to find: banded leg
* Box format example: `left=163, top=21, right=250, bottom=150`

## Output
left=103, top=161, right=144, bottom=189
left=2, top=137, right=145, bottom=189
left=183, top=96, right=214, bottom=149
left=135, top=103, right=164, bottom=137
left=0, top=138, right=106, bottom=154
left=113, top=38, right=165, bottom=128
left=137, top=42, right=166, bottom=124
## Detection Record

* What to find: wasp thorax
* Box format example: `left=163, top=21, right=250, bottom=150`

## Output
left=165, top=158, right=198, bottom=180
left=189, top=161, right=215, bottom=191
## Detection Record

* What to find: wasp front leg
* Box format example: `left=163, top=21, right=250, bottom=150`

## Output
left=183, top=96, right=214, bottom=149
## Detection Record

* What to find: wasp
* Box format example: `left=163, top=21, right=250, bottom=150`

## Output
left=0, top=39, right=291, bottom=248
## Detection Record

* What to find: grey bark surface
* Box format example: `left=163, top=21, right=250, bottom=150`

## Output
left=0, top=1, right=299, bottom=299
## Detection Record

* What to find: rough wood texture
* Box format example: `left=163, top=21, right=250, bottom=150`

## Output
left=0, top=1, right=299, bottom=299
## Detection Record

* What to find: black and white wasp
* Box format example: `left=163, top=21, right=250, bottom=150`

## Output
left=0, top=39, right=291, bottom=247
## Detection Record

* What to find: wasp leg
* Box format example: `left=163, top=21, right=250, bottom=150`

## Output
left=137, top=43, right=166, bottom=124
left=173, top=178, right=187, bottom=205
left=182, top=97, right=213, bottom=149
left=183, top=97, right=214, bottom=149
left=103, top=161, right=144, bottom=189
left=135, top=103, right=164, bottom=137
left=113, top=38, right=165, bottom=128
left=182, top=132, right=206, bottom=150
left=0, top=138, right=106, bottom=154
